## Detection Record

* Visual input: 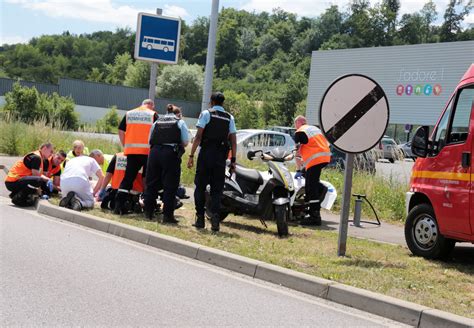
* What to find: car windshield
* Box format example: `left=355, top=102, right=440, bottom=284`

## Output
left=236, top=131, right=251, bottom=143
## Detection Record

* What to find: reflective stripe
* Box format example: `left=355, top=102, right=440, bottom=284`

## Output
left=412, top=170, right=470, bottom=182
left=118, top=189, right=130, bottom=193
left=210, top=114, right=230, bottom=122
left=308, top=200, right=320, bottom=204
left=302, top=152, right=332, bottom=168
left=124, top=143, right=150, bottom=149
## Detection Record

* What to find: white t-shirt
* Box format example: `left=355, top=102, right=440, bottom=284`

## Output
left=61, top=156, right=101, bottom=182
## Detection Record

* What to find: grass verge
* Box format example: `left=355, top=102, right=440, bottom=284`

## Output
left=0, top=118, right=121, bottom=156
left=0, top=118, right=408, bottom=224
left=50, top=198, right=474, bottom=319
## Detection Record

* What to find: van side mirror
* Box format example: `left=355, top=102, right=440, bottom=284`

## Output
left=411, top=126, right=429, bottom=158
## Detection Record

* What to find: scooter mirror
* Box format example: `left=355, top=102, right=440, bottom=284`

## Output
left=247, top=150, right=256, bottom=160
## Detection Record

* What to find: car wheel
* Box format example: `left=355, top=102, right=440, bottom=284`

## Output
left=389, top=158, right=395, bottom=163
left=404, top=203, right=455, bottom=259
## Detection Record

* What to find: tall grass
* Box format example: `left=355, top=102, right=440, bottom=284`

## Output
left=0, top=116, right=121, bottom=155
left=180, top=150, right=408, bottom=223
left=0, top=117, right=407, bottom=223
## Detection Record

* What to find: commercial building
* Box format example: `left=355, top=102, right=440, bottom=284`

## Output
left=306, top=41, right=474, bottom=141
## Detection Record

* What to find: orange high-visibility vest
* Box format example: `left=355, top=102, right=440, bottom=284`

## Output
left=297, top=125, right=331, bottom=170
left=46, top=156, right=61, bottom=177
left=123, top=106, right=155, bottom=155
left=5, top=151, right=44, bottom=182
left=110, top=153, right=144, bottom=192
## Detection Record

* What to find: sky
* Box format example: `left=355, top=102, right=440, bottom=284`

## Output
left=1, top=0, right=472, bottom=45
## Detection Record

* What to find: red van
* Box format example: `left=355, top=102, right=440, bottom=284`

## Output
left=405, top=64, right=474, bottom=259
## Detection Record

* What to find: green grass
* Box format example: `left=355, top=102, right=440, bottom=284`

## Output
left=0, top=118, right=121, bottom=156
left=50, top=198, right=474, bottom=319
left=0, top=118, right=407, bottom=223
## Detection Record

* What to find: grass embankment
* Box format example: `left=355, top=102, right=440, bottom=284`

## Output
left=50, top=198, right=474, bottom=318
left=0, top=119, right=121, bottom=155
left=0, top=118, right=407, bottom=223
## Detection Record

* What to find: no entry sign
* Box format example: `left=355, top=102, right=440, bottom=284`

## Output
left=319, top=74, right=389, bottom=154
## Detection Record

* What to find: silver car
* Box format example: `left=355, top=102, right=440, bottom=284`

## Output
left=398, top=141, right=416, bottom=160
left=376, top=136, right=403, bottom=163
left=236, top=129, right=296, bottom=157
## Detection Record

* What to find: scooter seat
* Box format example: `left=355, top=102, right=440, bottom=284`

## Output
left=235, top=165, right=263, bottom=185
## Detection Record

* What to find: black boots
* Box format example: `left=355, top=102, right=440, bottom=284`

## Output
left=162, top=214, right=179, bottom=224
left=211, top=214, right=220, bottom=232
left=299, top=211, right=322, bottom=226
left=193, top=213, right=205, bottom=229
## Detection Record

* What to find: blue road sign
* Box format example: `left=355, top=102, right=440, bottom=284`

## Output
left=134, top=12, right=181, bottom=65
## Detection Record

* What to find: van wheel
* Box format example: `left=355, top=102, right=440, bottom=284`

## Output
left=274, top=204, right=289, bottom=237
left=405, top=204, right=455, bottom=259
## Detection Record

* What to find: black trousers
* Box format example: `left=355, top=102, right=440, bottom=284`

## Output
left=305, top=163, right=327, bottom=212
left=144, top=145, right=180, bottom=217
left=118, top=154, right=148, bottom=192
left=194, top=146, right=227, bottom=216
left=5, top=176, right=48, bottom=195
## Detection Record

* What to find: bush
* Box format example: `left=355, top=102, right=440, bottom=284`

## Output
left=3, top=82, right=78, bottom=130
left=0, top=117, right=121, bottom=156
left=96, top=106, right=121, bottom=134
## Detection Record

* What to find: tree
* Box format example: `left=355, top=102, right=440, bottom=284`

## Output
left=216, top=17, right=242, bottom=69
left=124, top=60, right=150, bottom=88
left=4, top=82, right=39, bottom=122
left=272, top=70, right=307, bottom=126
left=440, top=0, right=472, bottom=42
left=104, top=53, right=132, bottom=85
left=223, top=90, right=258, bottom=129
left=420, top=0, right=438, bottom=42
left=156, top=63, right=203, bottom=101
left=182, top=17, right=209, bottom=65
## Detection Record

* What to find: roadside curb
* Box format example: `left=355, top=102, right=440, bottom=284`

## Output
left=37, top=201, right=474, bottom=328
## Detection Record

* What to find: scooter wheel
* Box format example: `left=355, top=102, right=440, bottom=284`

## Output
left=274, top=204, right=289, bottom=237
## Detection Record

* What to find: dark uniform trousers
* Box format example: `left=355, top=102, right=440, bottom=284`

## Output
left=194, top=145, right=228, bottom=216
left=118, top=154, right=148, bottom=192
left=144, top=145, right=180, bottom=216
left=305, top=163, right=328, bottom=212
left=5, top=176, right=48, bottom=195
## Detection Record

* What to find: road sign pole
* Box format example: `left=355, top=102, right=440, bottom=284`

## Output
left=148, top=8, right=163, bottom=102
left=337, top=153, right=354, bottom=257
left=149, top=63, right=157, bottom=100
left=201, top=0, right=219, bottom=111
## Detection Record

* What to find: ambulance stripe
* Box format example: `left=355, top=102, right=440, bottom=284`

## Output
left=325, top=85, right=384, bottom=144
left=411, top=170, right=470, bottom=182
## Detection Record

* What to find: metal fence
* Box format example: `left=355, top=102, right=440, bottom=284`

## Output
left=0, top=77, right=201, bottom=118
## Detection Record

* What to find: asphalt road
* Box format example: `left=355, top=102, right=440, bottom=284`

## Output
left=0, top=199, right=407, bottom=327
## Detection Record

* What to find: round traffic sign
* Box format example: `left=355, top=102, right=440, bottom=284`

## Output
left=319, top=74, right=389, bottom=154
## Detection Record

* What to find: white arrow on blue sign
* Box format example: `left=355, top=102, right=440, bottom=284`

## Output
left=134, top=12, right=181, bottom=65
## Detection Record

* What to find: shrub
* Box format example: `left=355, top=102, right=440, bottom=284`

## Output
left=3, top=82, right=78, bottom=130
left=0, top=117, right=121, bottom=156
left=96, top=106, right=121, bottom=134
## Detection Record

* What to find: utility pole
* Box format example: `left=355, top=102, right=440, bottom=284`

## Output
left=201, top=0, right=219, bottom=111
left=148, top=8, right=163, bottom=101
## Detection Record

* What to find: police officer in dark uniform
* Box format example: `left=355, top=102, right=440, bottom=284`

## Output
left=144, top=109, right=189, bottom=223
left=187, top=92, right=237, bottom=232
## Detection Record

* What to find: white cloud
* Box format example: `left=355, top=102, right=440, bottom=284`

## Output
left=0, top=35, right=30, bottom=45
left=6, top=0, right=189, bottom=28
left=163, top=4, right=189, bottom=18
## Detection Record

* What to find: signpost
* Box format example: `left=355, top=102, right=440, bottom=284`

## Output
left=319, top=74, right=389, bottom=256
left=134, top=11, right=181, bottom=100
